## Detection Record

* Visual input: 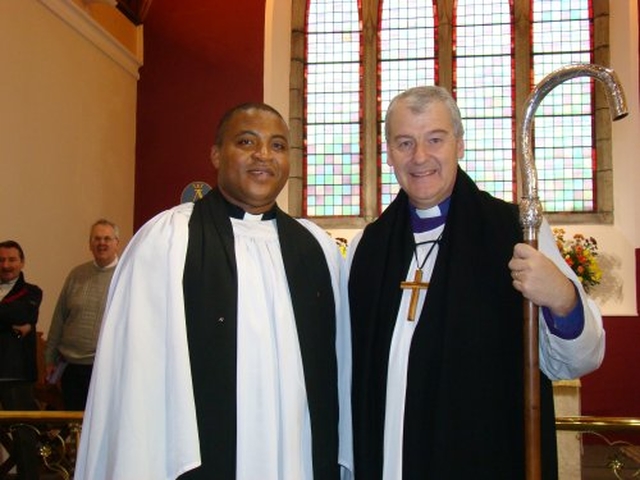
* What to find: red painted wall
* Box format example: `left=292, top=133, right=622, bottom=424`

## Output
left=134, top=1, right=266, bottom=228
left=581, top=249, right=640, bottom=418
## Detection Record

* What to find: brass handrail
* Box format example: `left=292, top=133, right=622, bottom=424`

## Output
left=556, top=416, right=640, bottom=479
left=2, top=412, right=639, bottom=432
left=556, top=416, right=640, bottom=432
left=0, top=411, right=83, bottom=423
left=2, top=413, right=640, bottom=477
left=3, top=412, right=639, bottom=431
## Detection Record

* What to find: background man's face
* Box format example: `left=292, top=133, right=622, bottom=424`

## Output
left=90, top=224, right=119, bottom=267
left=0, top=247, right=24, bottom=283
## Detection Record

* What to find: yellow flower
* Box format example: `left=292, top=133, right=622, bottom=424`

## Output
left=553, top=229, right=601, bottom=293
left=331, top=235, right=349, bottom=258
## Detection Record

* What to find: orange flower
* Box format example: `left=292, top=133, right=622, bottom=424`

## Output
left=553, top=229, right=601, bottom=293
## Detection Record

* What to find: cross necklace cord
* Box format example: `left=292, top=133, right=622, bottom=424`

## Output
left=400, top=233, right=442, bottom=321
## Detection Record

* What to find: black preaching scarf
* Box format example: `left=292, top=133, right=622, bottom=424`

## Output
left=349, top=168, right=558, bottom=480
left=180, top=188, right=340, bottom=480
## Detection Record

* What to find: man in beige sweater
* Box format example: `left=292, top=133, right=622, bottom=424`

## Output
left=45, top=219, right=119, bottom=410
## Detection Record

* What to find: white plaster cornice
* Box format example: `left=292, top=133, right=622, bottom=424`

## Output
left=38, top=0, right=142, bottom=79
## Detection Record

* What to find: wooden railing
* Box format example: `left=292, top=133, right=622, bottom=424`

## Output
left=0, top=411, right=83, bottom=480
left=556, top=416, right=640, bottom=479
left=1, top=413, right=639, bottom=479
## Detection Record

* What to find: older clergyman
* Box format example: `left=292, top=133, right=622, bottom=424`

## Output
left=348, top=86, right=604, bottom=480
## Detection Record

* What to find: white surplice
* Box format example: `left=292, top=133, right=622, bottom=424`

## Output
left=74, top=202, right=354, bottom=480
left=382, top=223, right=444, bottom=480
left=233, top=215, right=312, bottom=480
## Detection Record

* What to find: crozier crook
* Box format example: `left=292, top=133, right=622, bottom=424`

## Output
left=518, top=63, right=627, bottom=480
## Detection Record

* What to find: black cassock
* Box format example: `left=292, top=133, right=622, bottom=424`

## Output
left=349, top=168, right=558, bottom=480
left=180, top=189, right=341, bottom=480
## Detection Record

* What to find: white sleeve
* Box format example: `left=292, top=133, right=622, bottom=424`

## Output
left=75, top=203, right=201, bottom=480
left=537, top=218, right=606, bottom=380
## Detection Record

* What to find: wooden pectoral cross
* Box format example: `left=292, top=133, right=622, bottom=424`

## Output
left=400, top=269, right=429, bottom=321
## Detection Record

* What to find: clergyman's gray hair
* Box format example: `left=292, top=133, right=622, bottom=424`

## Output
left=384, top=86, right=465, bottom=141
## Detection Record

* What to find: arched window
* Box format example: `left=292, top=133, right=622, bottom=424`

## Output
left=305, top=0, right=361, bottom=216
left=289, top=0, right=612, bottom=229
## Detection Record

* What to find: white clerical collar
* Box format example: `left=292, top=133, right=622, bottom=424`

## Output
left=415, top=204, right=443, bottom=219
left=243, top=212, right=266, bottom=222
left=225, top=199, right=277, bottom=221
left=410, top=197, right=451, bottom=233
left=94, top=257, right=118, bottom=270
left=414, top=197, right=451, bottom=218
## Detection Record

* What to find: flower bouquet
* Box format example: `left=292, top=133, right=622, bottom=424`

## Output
left=553, top=228, right=602, bottom=292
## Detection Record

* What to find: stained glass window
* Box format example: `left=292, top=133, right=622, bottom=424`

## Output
left=301, top=0, right=601, bottom=221
left=379, top=0, right=436, bottom=210
left=305, top=0, right=361, bottom=216
left=454, top=0, right=514, bottom=202
left=532, top=0, right=594, bottom=212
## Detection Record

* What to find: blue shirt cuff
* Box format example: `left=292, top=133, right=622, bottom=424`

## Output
left=541, top=292, right=585, bottom=340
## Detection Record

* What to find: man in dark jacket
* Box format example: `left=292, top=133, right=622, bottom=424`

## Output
left=0, top=240, right=43, bottom=480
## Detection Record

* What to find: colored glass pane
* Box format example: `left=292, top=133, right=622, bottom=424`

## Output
left=455, top=0, right=514, bottom=202
left=306, top=0, right=361, bottom=216
left=533, top=0, right=593, bottom=212
left=379, top=0, right=436, bottom=212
